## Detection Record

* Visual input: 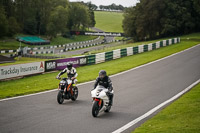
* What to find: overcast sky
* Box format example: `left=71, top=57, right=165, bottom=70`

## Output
left=69, top=0, right=139, bottom=7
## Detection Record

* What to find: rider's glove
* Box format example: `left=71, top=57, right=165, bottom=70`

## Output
left=56, top=76, right=60, bottom=79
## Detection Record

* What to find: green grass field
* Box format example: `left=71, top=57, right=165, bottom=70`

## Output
left=94, top=11, right=123, bottom=32
left=0, top=33, right=199, bottom=99
left=0, top=35, right=97, bottom=50
left=133, top=83, right=200, bottom=133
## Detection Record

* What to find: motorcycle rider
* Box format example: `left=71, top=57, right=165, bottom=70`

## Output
left=93, top=70, right=114, bottom=106
left=56, top=62, right=78, bottom=85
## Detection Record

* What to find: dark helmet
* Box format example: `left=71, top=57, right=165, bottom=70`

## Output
left=99, top=70, right=107, bottom=79
left=67, top=62, right=73, bottom=70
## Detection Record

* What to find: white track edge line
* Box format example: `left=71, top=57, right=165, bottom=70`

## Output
left=112, top=79, right=200, bottom=133
left=0, top=44, right=199, bottom=102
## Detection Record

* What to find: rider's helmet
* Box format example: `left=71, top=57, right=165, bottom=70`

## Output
left=99, top=70, right=107, bottom=79
left=67, top=62, right=73, bottom=70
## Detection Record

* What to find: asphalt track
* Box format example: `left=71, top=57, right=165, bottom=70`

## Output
left=0, top=44, right=200, bottom=133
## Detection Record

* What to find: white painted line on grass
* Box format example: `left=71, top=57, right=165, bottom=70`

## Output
left=112, top=79, right=200, bottom=133
left=0, top=44, right=199, bottom=102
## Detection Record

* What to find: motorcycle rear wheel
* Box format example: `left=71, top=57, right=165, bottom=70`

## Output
left=92, top=101, right=99, bottom=117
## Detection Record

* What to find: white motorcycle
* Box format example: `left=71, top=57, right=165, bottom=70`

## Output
left=91, top=85, right=114, bottom=117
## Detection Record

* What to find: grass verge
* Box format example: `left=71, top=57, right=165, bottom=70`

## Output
left=0, top=33, right=199, bottom=99
left=132, top=83, right=200, bottom=133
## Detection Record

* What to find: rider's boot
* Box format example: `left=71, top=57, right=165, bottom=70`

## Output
left=108, top=94, right=113, bottom=106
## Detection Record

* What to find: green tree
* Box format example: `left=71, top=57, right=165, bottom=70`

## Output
left=87, top=2, right=96, bottom=27
left=0, top=5, right=8, bottom=37
left=123, top=7, right=137, bottom=40
left=47, top=5, right=69, bottom=38
left=192, top=0, right=200, bottom=30
left=7, top=17, right=20, bottom=36
left=67, top=3, right=90, bottom=31
left=123, top=0, right=200, bottom=41
left=0, top=0, right=95, bottom=37
left=161, top=0, right=196, bottom=35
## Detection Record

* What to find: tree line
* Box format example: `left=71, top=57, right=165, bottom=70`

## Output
left=79, top=2, right=125, bottom=11
left=0, top=0, right=96, bottom=39
left=99, top=3, right=125, bottom=11
left=123, top=0, right=200, bottom=41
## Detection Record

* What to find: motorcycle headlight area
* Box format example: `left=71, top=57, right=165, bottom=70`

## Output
left=96, top=89, right=102, bottom=96
left=60, top=80, right=66, bottom=86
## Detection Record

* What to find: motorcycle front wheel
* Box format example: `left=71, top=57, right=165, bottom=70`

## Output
left=92, top=101, right=99, bottom=117
left=57, top=91, right=64, bottom=104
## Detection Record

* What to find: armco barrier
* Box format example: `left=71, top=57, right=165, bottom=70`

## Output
left=0, top=49, right=19, bottom=54
left=87, top=55, right=96, bottom=65
left=163, top=40, right=166, bottom=47
left=84, top=37, right=180, bottom=65
left=127, top=47, right=133, bottom=56
left=95, top=52, right=105, bottom=64
left=105, top=51, right=113, bottom=61
left=133, top=46, right=139, bottom=54
left=143, top=45, right=148, bottom=52
left=138, top=45, right=144, bottom=53
left=30, top=36, right=101, bottom=51
left=166, top=40, right=169, bottom=46
left=148, top=43, right=153, bottom=51
left=30, top=41, right=104, bottom=55
left=152, top=43, right=156, bottom=50
left=172, top=38, right=175, bottom=44
left=169, top=39, right=172, bottom=45
left=160, top=41, right=163, bottom=47
left=156, top=42, right=160, bottom=49
left=113, top=49, right=121, bottom=59
left=120, top=48, right=127, bottom=57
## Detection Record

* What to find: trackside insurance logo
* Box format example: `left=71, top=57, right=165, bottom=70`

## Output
left=0, top=62, right=45, bottom=80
